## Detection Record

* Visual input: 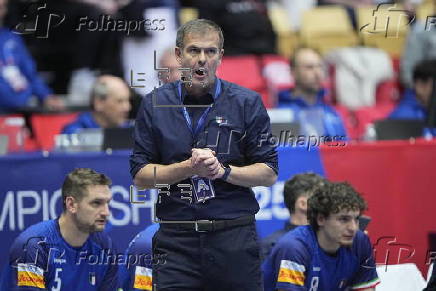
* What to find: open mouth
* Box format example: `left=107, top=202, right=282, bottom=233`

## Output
left=194, top=68, right=207, bottom=78
left=96, top=219, right=106, bottom=224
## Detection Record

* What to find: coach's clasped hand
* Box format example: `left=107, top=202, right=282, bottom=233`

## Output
left=190, top=148, right=224, bottom=180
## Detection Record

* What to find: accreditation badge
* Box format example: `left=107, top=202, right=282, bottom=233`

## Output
left=191, top=175, right=215, bottom=203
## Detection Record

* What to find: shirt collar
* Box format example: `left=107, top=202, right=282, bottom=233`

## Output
left=181, top=78, right=218, bottom=105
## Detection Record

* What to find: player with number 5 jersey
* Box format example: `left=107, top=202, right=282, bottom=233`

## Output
left=1, top=168, right=118, bottom=290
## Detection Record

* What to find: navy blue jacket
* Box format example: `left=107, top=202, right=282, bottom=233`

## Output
left=130, top=79, right=278, bottom=220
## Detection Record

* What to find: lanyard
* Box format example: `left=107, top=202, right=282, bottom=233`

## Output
left=178, top=79, right=221, bottom=138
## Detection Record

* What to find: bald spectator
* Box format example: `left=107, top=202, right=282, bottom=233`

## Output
left=158, top=47, right=182, bottom=84
left=0, top=0, right=64, bottom=112
left=278, top=47, right=347, bottom=139
left=62, top=75, right=131, bottom=134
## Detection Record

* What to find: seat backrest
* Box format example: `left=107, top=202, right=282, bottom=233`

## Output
left=354, top=105, right=395, bottom=139
left=217, top=55, right=266, bottom=92
left=376, top=263, right=426, bottom=290
left=301, top=6, right=354, bottom=36
left=357, top=4, right=410, bottom=38
left=31, top=113, right=78, bottom=151
left=0, top=115, right=26, bottom=153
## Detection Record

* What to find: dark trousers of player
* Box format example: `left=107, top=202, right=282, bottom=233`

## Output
left=152, top=221, right=263, bottom=291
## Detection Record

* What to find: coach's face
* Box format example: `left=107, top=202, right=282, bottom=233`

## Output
left=317, top=209, right=360, bottom=249
left=175, top=31, right=224, bottom=96
left=73, top=185, right=112, bottom=233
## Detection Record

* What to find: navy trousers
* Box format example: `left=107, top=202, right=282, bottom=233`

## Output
left=152, top=222, right=263, bottom=291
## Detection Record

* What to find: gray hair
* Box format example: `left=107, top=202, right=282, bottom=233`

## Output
left=176, top=19, right=224, bottom=49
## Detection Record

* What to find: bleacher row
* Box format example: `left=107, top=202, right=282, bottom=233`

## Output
left=1, top=2, right=435, bottom=153
left=183, top=1, right=435, bottom=58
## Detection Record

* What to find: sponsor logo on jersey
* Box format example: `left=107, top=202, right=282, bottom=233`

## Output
left=133, top=266, right=152, bottom=290
left=17, top=263, right=45, bottom=288
left=313, top=266, right=321, bottom=271
left=278, top=260, right=305, bottom=286
left=53, top=258, right=66, bottom=264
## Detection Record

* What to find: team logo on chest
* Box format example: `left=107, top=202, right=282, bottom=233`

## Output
left=215, top=116, right=227, bottom=125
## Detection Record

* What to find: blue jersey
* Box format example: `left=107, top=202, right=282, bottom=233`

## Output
left=4, top=219, right=118, bottom=290
left=262, top=225, right=380, bottom=291
left=119, top=224, right=159, bottom=291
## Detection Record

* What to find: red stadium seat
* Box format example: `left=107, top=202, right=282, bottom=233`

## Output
left=354, top=105, right=395, bottom=139
left=217, top=55, right=270, bottom=107
left=31, top=113, right=79, bottom=151
left=333, top=105, right=359, bottom=140
left=0, top=115, right=27, bottom=152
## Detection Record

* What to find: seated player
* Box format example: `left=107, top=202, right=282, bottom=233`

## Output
left=262, top=181, right=380, bottom=291
left=261, top=173, right=326, bottom=259
left=119, top=223, right=160, bottom=291
left=3, top=168, right=118, bottom=290
left=62, top=75, right=131, bottom=134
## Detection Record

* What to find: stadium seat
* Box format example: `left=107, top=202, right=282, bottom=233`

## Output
left=30, top=113, right=79, bottom=151
left=417, top=1, right=435, bottom=22
left=357, top=4, right=409, bottom=57
left=333, top=105, right=359, bottom=140
left=217, top=55, right=272, bottom=107
left=0, top=115, right=26, bottom=153
left=376, top=263, right=426, bottom=290
left=268, top=7, right=299, bottom=59
left=179, top=8, right=198, bottom=25
left=300, top=6, right=359, bottom=55
left=354, top=104, right=395, bottom=139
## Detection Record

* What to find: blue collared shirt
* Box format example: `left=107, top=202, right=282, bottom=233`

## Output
left=130, top=79, right=278, bottom=220
left=278, top=89, right=347, bottom=138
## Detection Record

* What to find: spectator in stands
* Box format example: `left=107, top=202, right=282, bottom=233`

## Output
left=62, top=75, right=131, bottom=134
left=158, top=47, right=182, bottom=84
left=400, top=6, right=436, bottom=88
left=195, top=0, right=276, bottom=55
left=389, top=59, right=436, bottom=120
left=261, top=172, right=326, bottom=259
left=278, top=47, right=347, bottom=139
left=0, top=0, right=64, bottom=112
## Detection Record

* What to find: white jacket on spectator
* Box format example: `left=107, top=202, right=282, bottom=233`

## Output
left=326, top=47, right=393, bottom=109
